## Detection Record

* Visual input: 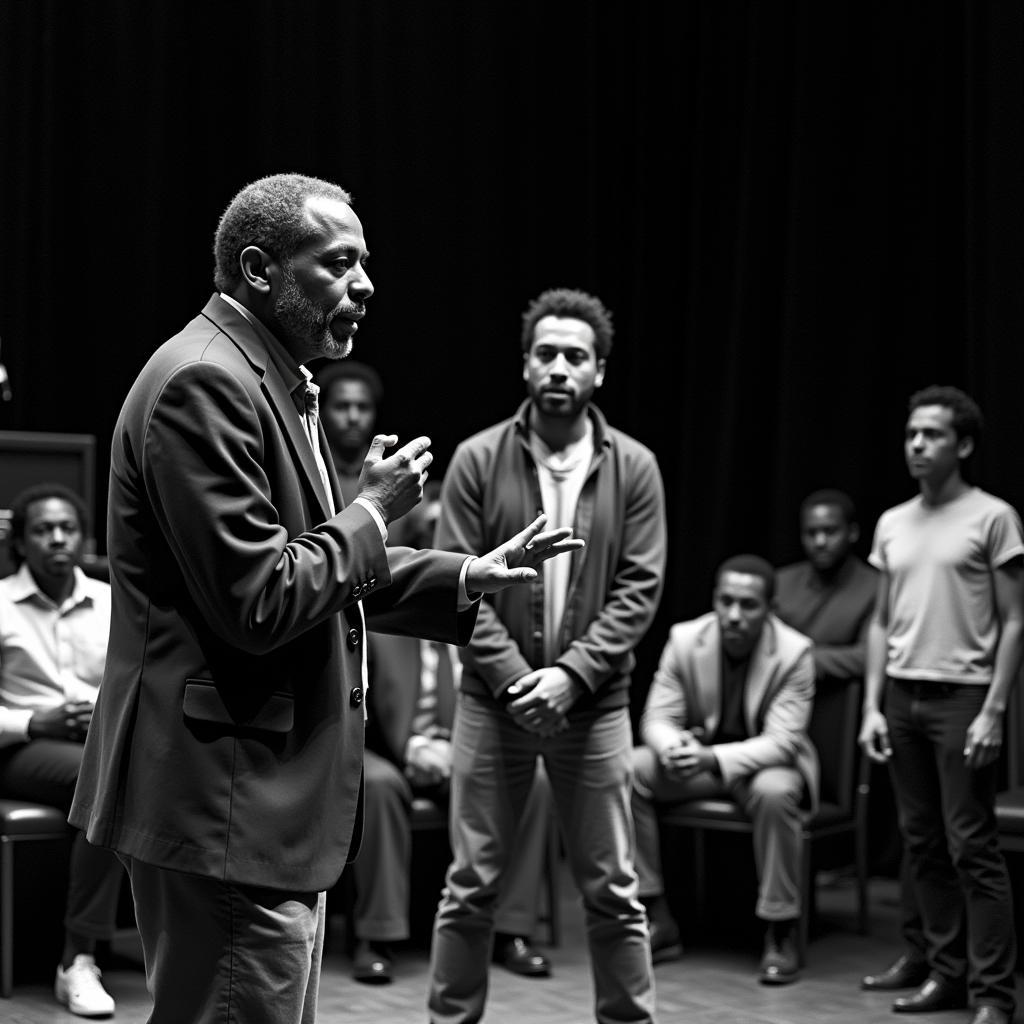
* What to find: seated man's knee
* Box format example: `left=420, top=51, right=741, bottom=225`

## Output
left=631, top=746, right=659, bottom=797
left=747, top=769, right=802, bottom=817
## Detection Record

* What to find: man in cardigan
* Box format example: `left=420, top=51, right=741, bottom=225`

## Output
left=428, top=287, right=667, bottom=1024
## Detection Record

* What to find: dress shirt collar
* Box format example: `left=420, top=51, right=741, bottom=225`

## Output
left=513, top=399, right=613, bottom=452
left=6, top=562, right=97, bottom=611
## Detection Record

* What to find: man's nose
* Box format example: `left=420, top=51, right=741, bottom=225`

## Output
left=549, top=353, right=569, bottom=378
left=350, top=263, right=374, bottom=300
left=50, top=528, right=66, bottom=545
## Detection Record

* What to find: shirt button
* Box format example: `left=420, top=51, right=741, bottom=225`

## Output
left=347, top=627, right=361, bottom=649
left=350, top=687, right=363, bottom=707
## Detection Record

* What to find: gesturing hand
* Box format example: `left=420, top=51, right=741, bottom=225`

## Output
left=465, top=514, right=585, bottom=595
left=357, top=434, right=433, bottom=525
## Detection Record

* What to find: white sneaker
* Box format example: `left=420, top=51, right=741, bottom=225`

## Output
left=54, top=954, right=115, bottom=1018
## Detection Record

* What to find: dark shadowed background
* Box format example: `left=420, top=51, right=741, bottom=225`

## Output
left=2, top=1, right=1021, bottom=706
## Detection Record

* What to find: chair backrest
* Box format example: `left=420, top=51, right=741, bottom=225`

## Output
left=807, top=676, right=863, bottom=814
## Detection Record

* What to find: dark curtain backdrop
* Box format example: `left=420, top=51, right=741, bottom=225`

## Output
left=2, top=1, right=1021, bottom=703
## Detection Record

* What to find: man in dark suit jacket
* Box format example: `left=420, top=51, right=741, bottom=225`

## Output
left=69, top=173, right=580, bottom=1024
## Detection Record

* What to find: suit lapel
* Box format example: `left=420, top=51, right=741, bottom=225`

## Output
left=744, top=619, right=778, bottom=733
left=693, top=622, right=721, bottom=734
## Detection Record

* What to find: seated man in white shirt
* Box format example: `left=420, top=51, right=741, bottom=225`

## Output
left=0, top=484, right=123, bottom=1017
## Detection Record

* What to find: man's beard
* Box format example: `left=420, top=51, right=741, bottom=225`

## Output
left=273, top=266, right=353, bottom=361
left=528, top=381, right=594, bottom=419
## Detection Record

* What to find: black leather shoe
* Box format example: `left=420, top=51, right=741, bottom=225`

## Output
left=492, top=935, right=551, bottom=977
left=759, top=926, right=799, bottom=986
left=892, top=978, right=967, bottom=1013
left=352, top=940, right=393, bottom=984
left=649, top=918, right=683, bottom=964
left=861, top=952, right=930, bottom=991
left=970, top=1007, right=1011, bottom=1024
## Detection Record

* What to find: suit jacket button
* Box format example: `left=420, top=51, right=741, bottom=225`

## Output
left=347, top=627, right=361, bottom=648
left=350, top=687, right=363, bottom=707
left=352, top=584, right=363, bottom=597
left=368, top=577, right=376, bottom=588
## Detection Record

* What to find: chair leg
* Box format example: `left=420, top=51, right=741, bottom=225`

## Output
left=692, top=830, right=707, bottom=923
left=1, top=838, right=12, bottom=999
left=798, top=835, right=810, bottom=968
left=856, top=818, right=870, bottom=935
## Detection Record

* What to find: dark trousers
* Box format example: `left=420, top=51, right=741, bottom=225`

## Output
left=887, top=678, right=1016, bottom=1013
left=122, top=856, right=325, bottom=1024
left=0, top=739, right=123, bottom=940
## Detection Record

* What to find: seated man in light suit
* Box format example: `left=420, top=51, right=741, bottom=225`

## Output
left=354, top=483, right=554, bottom=984
left=632, top=554, right=817, bottom=985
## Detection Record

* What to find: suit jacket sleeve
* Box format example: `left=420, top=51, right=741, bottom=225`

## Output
left=713, top=647, right=816, bottom=788
left=556, top=450, right=667, bottom=692
left=639, top=626, right=691, bottom=743
left=142, top=360, right=465, bottom=654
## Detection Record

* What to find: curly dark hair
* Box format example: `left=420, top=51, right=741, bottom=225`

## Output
left=520, top=288, right=614, bottom=359
left=908, top=385, right=984, bottom=447
left=8, top=483, right=88, bottom=569
left=213, top=173, right=353, bottom=293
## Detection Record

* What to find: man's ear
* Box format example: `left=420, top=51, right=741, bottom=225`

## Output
left=958, top=436, right=975, bottom=461
left=238, top=246, right=276, bottom=295
left=595, top=358, right=606, bottom=388
left=522, top=352, right=530, bottom=383
left=849, top=523, right=861, bottom=545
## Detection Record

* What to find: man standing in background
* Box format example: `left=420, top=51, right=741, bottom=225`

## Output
left=428, top=287, right=666, bottom=1024
left=859, top=386, right=1023, bottom=1024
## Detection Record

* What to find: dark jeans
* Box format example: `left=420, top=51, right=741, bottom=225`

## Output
left=0, top=739, right=123, bottom=940
left=887, top=678, right=1016, bottom=1013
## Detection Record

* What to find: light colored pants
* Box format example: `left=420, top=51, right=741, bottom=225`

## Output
left=121, top=856, right=325, bottom=1024
left=355, top=748, right=553, bottom=941
left=631, top=745, right=804, bottom=920
left=429, top=697, right=654, bottom=1024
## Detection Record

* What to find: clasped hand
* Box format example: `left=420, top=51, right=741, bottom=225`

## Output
left=28, top=700, right=93, bottom=743
left=660, top=730, right=715, bottom=779
left=507, top=667, right=584, bottom=736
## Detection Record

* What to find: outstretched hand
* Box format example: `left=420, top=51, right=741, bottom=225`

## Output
left=465, top=514, right=584, bottom=595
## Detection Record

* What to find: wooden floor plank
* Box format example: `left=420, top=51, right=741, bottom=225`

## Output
left=3, top=873, right=1021, bottom=1022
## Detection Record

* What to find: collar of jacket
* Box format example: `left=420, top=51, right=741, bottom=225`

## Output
left=511, top=399, right=614, bottom=454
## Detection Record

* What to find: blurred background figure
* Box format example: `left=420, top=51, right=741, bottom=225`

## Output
left=0, top=484, right=123, bottom=1017
left=774, top=489, right=877, bottom=685
left=316, top=360, right=383, bottom=507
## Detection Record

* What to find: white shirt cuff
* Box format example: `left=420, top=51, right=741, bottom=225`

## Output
left=352, top=496, right=388, bottom=541
left=0, top=708, right=34, bottom=748
left=458, top=557, right=480, bottom=611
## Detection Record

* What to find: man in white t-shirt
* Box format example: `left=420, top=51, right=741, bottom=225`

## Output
left=859, top=386, right=1024, bottom=1024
